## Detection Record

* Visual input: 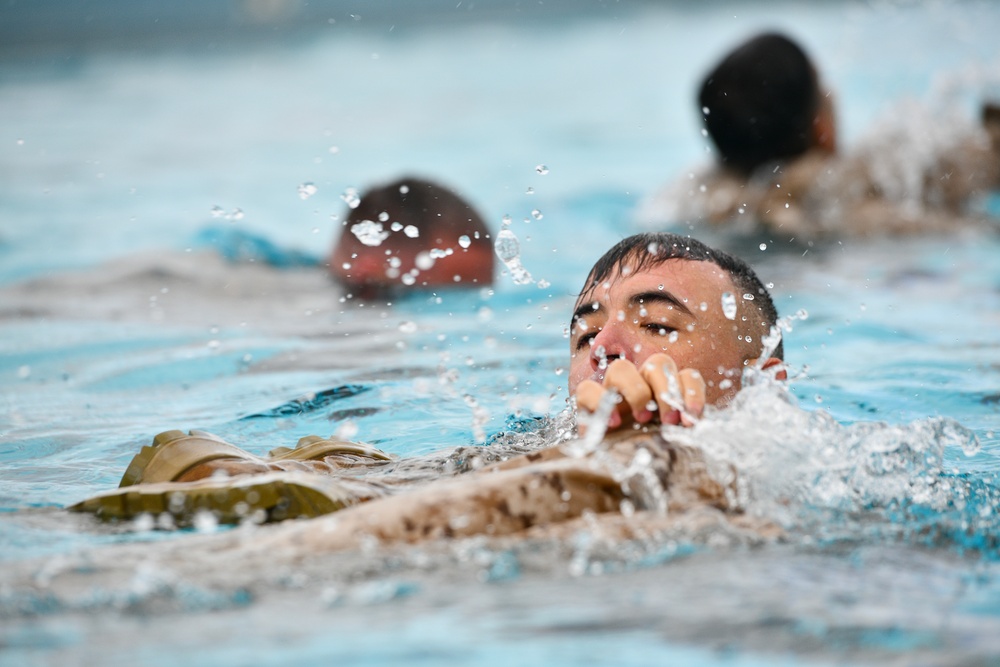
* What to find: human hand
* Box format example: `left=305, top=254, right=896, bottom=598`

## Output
left=574, top=353, right=706, bottom=435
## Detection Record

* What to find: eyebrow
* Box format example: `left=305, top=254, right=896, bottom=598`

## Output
left=571, top=301, right=602, bottom=326
left=628, top=290, right=693, bottom=316
left=571, top=289, right=694, bottom=327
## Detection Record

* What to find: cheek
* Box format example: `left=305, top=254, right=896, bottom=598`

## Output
left=567, top=347, right=593, bottom=384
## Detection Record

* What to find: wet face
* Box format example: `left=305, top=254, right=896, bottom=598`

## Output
left=568, top=258, right=756, bottom=406
left=330, top=231, right=494, bottom=295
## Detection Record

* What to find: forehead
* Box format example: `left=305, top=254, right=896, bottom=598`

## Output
left=575, top=258, right=734, bottom=311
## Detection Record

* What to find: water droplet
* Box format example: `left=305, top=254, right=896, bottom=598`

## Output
left=759, top=243, right=767, bottom=251
left=721, top=292, right=737, bottom=320
left=537, top=279, right=550, bottom=289
left=525, top=186, right=535, bottom=195
left=415, top=252, right=434, bottom=270
left=494, top=229, right=520, bottom=261
left=531, top=209, right=543, bottom=220
left=341, top=187, right=360, bottom=208
left=494, top=229, right=534, bottom=285
left=401, top=273, right=416, bottom=286
left=742, top=293, right=755, bottom=301
left=398, top=321, right=418, bottom=334
left=298, top=182, right=318, bottom=200
left=335, top=420, right=359, bottom=440
left=230, top=208, right=244, bottom=221
left=403, top=225, right=419, bottom=238
left=702, top=106, right=710, bottom=115
left=701, top=128, right=709, bottom=137
left=535, top=164, right=549, bottom=175
left=210, top=205, right=226, bottom=218
left=458, top=235, right=472, bottom=249
left=193, top=510, right=219, bottom=533
left=399, top=184, right=410, bottom=194
left=351, top=220, right=389, bottom=246
left=620, top=498, right=636, bottom=517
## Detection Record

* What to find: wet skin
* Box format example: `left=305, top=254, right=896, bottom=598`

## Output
left=569, top=259, right=772, bottom=432
left=330, top=232, right=494, bottom=296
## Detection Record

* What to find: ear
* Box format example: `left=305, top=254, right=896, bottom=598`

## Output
left=812, top=90, right=837, bottom=154
left=759, top=356, right=787, bottom=381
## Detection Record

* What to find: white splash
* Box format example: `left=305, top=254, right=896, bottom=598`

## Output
left=493, top=227, right=534, bottom=286
left=351, top=220, right=389, bottom=247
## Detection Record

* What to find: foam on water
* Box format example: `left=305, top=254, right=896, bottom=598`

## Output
left=2, top=1, right=1000, bottom=664
left=664, top=379, right=999, bottom=553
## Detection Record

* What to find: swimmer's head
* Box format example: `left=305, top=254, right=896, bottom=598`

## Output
left=329, top=176, right=495, bottom=298
left=570, top=233, right=782, bottom=405
left=699, top=32, right=834, bottom=175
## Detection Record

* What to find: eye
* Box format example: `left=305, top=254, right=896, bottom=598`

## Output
left=645, top=323, right=675, bottom=337
left=575, top=331, right=598, bottom=350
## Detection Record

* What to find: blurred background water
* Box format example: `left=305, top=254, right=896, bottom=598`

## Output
left=1, top=1, right=999, bottom=665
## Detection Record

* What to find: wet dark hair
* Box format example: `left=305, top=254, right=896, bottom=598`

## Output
left=699, top=32, right=820, bottom=175
left=347, top=176, right=490, bottom=247
left=577, top=232, right=783, bottom=360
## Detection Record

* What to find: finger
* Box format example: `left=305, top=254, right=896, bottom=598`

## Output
left=573, top=380, right=621, bottom=435
left=677, top=368, right=706, bottom=427
left=640, top=353, right=683, bottom=426
left=574, top=379, right=606, bottom=416
left=604, top=359, right=654, bottom=424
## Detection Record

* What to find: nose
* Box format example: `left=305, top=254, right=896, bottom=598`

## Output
left=589, top=319, right=632, bottom=369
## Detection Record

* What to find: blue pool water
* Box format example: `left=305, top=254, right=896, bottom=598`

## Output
left=2, top=1, right=1000, bottom=665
